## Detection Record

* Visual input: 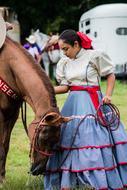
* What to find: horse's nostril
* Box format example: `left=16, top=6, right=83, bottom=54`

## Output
left=30, top=161, right=47, bottom=176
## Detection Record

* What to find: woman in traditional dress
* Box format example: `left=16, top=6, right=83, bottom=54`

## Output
left=44, top=29, right=127, bottom=190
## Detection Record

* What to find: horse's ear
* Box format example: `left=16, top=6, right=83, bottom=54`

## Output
left=43, top=112, right=71, bottom=126
left=36, top=29, right=40, bottom=33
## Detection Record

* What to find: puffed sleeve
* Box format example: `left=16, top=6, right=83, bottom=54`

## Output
left=56, top=57, right=69, bottom=85
left=91, top=51, right=114, bottom=77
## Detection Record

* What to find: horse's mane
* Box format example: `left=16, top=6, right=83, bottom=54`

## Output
left=5, top=37, right=57, bottom=109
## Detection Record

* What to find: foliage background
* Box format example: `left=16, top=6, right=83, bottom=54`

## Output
left=0, top=0, right=127, bottom=41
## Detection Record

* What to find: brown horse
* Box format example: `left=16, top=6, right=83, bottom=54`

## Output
left=0, top=37, right=68, bottom=183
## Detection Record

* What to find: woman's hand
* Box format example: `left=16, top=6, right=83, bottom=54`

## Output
left=104, top=73, right=115, bottom=104
left=102, top=95, right=112, bottom=104
left=6, top=22, right=13, bottom=31
left=54, top=85, right=69, bottom=94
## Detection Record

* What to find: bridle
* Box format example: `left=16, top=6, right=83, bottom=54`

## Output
left=29, top=117, right=54, bottom=161
left=29, top=110, right=61, bottom=162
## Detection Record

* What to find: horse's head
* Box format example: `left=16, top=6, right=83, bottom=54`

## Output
left=30, top=111, right=70, bottom=176
left=33, top=29, right=49, bottom=51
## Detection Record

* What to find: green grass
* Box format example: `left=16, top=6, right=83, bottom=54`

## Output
left=1, top=80, right=127, bottom=189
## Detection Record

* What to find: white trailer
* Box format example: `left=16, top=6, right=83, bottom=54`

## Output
left=79, top=3, right=127, bottom=76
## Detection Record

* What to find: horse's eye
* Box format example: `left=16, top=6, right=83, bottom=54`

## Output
left=42, top=128, right=49, bottom=134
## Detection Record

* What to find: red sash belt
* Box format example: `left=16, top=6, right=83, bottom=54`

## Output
left=70, top=86, right=100, bottom=110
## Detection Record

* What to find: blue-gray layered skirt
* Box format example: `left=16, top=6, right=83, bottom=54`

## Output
left=44, top=88, right=127, bottom=190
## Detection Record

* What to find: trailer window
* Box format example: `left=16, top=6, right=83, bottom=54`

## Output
left=81, top=22, right=83, bottom=28
left=86, top=29, right=90, bottom=34
left=85, top=20, right=90, bottom=26
left=116, top=28, right=127, bottom=35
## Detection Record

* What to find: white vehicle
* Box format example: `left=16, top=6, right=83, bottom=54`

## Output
left=0, top=7, right=20, bottom=43
left=79, top=3, right=127, bottom=76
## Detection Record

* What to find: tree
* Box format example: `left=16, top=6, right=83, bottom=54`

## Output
left=0, top=0, right=126, bottom=41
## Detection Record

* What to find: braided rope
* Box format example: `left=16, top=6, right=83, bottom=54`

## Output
left=96, top=103, right=120, bottom=131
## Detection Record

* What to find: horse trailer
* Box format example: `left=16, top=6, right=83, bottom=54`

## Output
left=79, top=3, right=127, bottom=76
left=0, top=7, right=20, bottom=43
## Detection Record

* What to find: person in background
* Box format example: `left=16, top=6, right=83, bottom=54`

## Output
left=6, top=22, right=13, bottom=31
left=48, top=35, right=61, bottom=83
left=23, top=35, right=43, bottom=65
left=44, top=29, right=127, bottom=189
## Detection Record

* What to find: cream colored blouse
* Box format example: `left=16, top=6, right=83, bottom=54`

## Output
left=56, top=48, right=114, bottom=86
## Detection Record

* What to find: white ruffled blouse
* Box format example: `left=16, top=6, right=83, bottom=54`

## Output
left=56, top=48, right=114, bottom=86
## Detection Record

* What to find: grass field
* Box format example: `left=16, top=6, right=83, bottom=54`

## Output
left=1, top=80, right=127, bottom=190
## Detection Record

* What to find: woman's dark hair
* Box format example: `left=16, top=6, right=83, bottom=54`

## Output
left=59, top=29, right=82, bottom=47
left=59, top=29, right=93, bottom=49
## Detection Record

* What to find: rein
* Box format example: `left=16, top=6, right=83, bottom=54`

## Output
left=29, top=103, right=120, bottom=175
left=38, top=101, right=120, bottom=175
left=21, top=101, right=28, bottom=136
left=55, top=102, right=120, bottom=172
left=29, top=89, right=120, bottom=174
